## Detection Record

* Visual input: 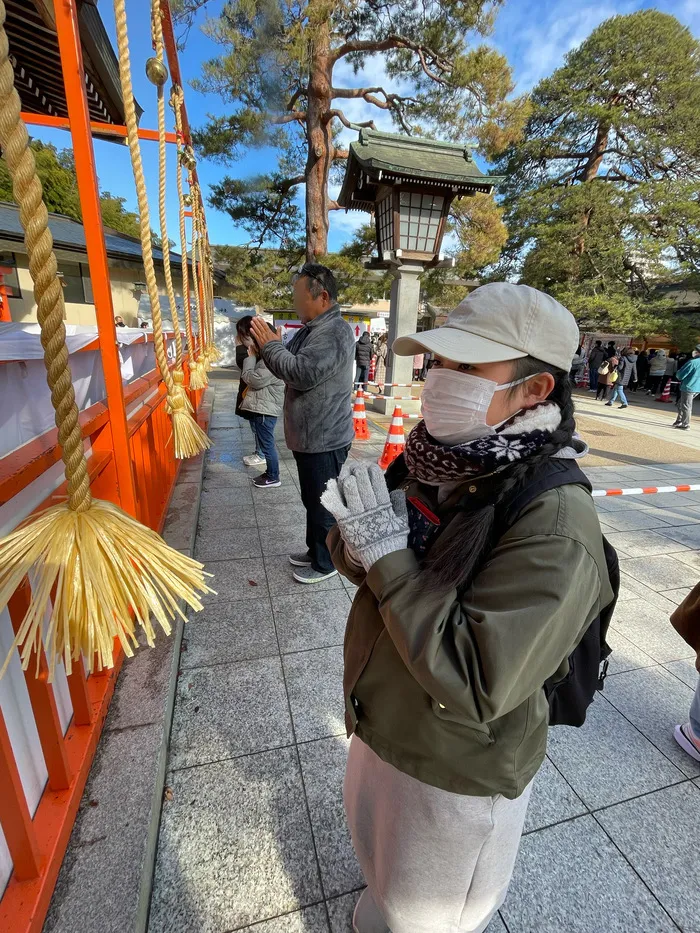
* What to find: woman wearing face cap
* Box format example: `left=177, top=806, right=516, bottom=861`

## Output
left=323, top=283, right=614, bottom=933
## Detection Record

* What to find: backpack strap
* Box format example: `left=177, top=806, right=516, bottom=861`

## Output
left=499, top=459, right=592, bottom=533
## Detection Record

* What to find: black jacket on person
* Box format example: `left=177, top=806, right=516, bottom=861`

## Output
left=355, top=333, right=372, bottom=368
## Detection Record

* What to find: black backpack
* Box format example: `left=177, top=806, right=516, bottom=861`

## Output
left=500, top=459, right=620, bottom=727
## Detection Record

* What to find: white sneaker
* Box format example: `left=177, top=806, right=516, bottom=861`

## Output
left=243, top=453, right=266, bottom=466
left=674, top=723, right=700, bottom=762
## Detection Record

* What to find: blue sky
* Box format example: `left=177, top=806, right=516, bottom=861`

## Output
left=27, top=1, right=700, bottom=252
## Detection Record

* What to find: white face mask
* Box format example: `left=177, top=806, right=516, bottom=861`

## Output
left=420, top=367, right=539, bottom=445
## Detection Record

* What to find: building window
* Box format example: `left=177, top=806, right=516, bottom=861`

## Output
left=58, top=261, right=88, bottom=304
left=377, top=195, right=394, bottom=255
left=398, top=191, right=444, bottom=253
left=0, top=251, right=22, bottom=298
left=81, top=263, right=93, bottom=303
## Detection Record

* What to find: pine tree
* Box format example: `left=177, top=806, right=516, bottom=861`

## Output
left=176, top=0, right=525, bottom=261
left=495, top=10, right=700, bottom=338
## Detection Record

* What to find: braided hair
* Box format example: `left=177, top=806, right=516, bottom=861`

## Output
left=421, top=356, right=576, bottom=592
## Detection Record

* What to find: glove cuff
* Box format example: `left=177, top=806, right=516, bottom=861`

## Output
left=359, top=534, right=409, bottom=571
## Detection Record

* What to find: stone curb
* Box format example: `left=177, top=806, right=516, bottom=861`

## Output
left=44, top=387, right=214, bottom=933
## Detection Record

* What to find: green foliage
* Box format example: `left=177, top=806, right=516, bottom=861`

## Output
left=0, top=141, right=172, bottom=248
left=0, top=141, right=81, bottom=220
left=182, top=0, right=521, bottom=257
left=496, top=10, right=700, bottom=339
left=99, top=191, right=141, bottom=238
left=214, top=225, right=390, bottom=309
left=214, top=243, right=302, bottom=309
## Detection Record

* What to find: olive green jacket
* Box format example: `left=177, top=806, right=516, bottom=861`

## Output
left=328, top=477, right=613, bottom=799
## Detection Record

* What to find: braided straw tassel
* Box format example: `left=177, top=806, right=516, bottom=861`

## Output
left=151, top=2, right=190, bottom=413
left=0, top=0, right=213, bottom=681
left=114, top=0, right=209, bottom=458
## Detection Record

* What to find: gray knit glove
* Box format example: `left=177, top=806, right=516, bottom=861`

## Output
left=321, top=463, right=409, bottom=571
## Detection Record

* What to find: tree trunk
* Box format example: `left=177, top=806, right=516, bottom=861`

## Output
left=580, top=120, right=610, bottom=182
left=573, top=119, right=610, bottom=259
left=305, top=19, right=333, bottom=262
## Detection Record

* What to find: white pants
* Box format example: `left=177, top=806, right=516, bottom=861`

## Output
left=345, top=736, right=532, bottom=933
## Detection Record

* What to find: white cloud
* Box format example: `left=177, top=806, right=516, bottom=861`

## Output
left=494, top=2, right=633, bottom=91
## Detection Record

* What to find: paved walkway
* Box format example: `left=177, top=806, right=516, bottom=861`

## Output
left=148, top=375, right=700, bottom=933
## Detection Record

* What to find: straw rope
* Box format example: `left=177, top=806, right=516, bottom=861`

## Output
left=188, top=170, right=208, bottom=388
left=0, top=2, right=91, bottom=513
left=170, top=84, right=196, bottom=376
left=114, top=0, right=208, bottom=455
left=190, top=175, right=206, bottom=351
left=114, top=0, right=172, bottom=395
left=152, top=3, right=183, bottom=373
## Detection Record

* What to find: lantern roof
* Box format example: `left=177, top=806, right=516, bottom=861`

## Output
left=337, top=128, right=503, bottom=212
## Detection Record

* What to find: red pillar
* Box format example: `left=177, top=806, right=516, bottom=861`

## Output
left=52, top=0, right=137, bottom=515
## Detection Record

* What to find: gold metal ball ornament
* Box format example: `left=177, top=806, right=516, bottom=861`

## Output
left=145, top=57, right=168, bottom=87
left=182, top=146, right=197, bottom=171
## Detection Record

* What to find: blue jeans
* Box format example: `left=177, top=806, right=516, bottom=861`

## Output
left=249, top=421, right=263, bottom=456
left=250, top=415, right=279, bottom=481
left=609, top=384, right=628, bottom=406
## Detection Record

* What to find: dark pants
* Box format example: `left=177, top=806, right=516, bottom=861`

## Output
left=294, top=446, right=351, bottom=573
left=647, top=374, right=663, bottom=395
left=596, top=383, right=609, bottom=400
left=589, top=368, right=599, bottom=391
left=356, top=365, right=369, bottom=390
left=251, top=415, right=279, bottom=481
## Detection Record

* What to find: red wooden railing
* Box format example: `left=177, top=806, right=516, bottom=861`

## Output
left=0, top=2, right=208, bottom=929
left=0, top=349, right=206, bottom=933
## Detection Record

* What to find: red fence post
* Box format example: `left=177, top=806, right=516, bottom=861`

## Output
left=53, top=0, right=137, bottom=516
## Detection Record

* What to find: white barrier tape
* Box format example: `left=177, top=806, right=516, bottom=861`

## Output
left=365, top=395, right=421, bottom=401
left=592, top=484, right=700, bottom=497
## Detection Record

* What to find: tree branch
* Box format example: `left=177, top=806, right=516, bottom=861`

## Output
left=331, top=86, right=418, bottom=133
left=251, top=175, right=306, bottom=251
left=271, top=111, right=307, bottom=126
left=273, top=175, right=306, bottom=193
left=332, top=33, right=452, bottom=75
left=334, top=148, right=349, bottom=160
left=325, top=108, right=376, bottom=131
left=287, top=87, right=307, bottom=111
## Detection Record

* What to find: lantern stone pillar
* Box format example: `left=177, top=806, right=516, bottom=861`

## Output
left=374, top=260, right=423, bottom=415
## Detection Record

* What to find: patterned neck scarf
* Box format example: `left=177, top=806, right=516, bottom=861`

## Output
left=404, top=403, right=563, bottom=484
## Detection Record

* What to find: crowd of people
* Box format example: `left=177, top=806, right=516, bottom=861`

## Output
left=354, top=331, right=433, bottom=390
left=573, top=339, right=700, bottom=428
left=230, top=267, right=700, bottom=933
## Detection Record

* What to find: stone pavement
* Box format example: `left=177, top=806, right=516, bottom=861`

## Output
left=148, top=375, right=700, bottom=933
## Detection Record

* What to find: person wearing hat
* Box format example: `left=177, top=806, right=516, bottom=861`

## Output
left=323, top=283, right=614, bottom=933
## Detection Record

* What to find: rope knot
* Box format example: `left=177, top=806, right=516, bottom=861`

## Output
left=173, top=369, right=185, bottom=386
left=167, top=392, right=187, bottom=414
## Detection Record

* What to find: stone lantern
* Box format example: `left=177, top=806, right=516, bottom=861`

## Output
left=338, top=128, right=501, bottom=408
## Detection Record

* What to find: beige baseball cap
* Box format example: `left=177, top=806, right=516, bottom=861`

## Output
left=393, top=282, right=579, bottom=372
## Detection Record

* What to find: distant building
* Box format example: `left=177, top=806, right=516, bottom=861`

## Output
left=0, top=202, right=228, bottom=327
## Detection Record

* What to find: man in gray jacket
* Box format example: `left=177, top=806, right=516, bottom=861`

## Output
left=251, top=264, right=355, bottom=583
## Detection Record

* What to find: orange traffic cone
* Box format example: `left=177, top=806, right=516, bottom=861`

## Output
left=657, top=379, right=673, bottom=403
left=378, top=405, right=405, bottom=470
left=353, top=390, right=371, bottom=440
